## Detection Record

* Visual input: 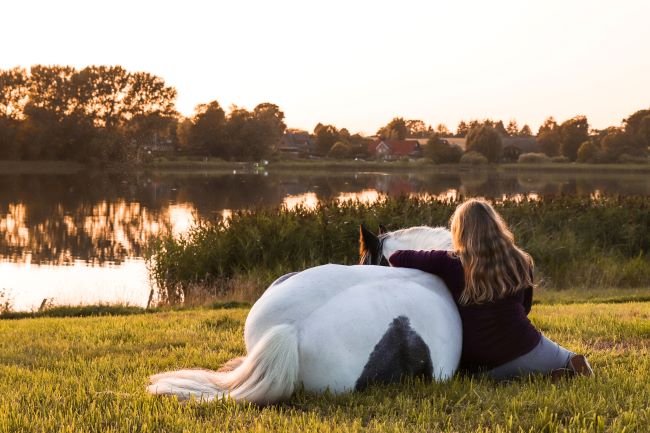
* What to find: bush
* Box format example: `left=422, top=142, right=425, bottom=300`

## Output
left=517, top=153, right=551, bottom=164
left=577, top=141, right=601, bottom=163
left=617, top=153, right=649, bottom=164
left=328, top=141, right=352, bottom=159
left=424, top=135, right=462, bottom=164
left=149, top=195, right=650, bottom=302
left=466, top=125, right=502, bottom=162
left=551, top=156, right=569, bottom=163
left=459, top=151, right=488, bottom=165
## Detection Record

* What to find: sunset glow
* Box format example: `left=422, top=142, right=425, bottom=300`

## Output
left=2, top=0, right=649, bottom=134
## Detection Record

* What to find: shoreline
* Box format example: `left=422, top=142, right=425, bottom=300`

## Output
left=3, top=287, right=649, bottom=319
left=3, top=158, right=650, bottom=175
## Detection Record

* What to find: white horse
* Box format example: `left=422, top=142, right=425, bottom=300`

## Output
left=147, top=226, right=461, bottom=405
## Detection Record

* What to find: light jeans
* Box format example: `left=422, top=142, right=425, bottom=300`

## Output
left=485, top=334, right=574, bottom=380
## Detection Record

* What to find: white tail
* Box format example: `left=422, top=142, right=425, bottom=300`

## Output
left=147, top=324, right=299, bottom=405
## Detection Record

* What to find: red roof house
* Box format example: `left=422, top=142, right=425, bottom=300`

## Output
left=367, top=139, right=422, bottom=159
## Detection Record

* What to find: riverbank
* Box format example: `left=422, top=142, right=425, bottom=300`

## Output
left=1, top=295, right=648, bottom=432
left=3, top=158, right=650, bottom=175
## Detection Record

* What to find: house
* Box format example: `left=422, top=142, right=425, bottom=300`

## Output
left=367, top=139, right=422, bottom=159
left=277, top=132, right=315, bottom=157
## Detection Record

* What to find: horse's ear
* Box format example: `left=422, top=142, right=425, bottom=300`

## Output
left=359, top=224, right=378, bottom=254
left=378, top=224, right=387, bottom=235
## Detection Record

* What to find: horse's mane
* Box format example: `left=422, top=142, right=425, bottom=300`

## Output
left=381, top=226, right=453, bottom=259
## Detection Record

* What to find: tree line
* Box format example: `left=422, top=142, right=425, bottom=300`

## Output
left=367, top=113, right=649, bottom=164
left=0, top=66, right=286, bottom=162
left=1, top=65, right=648, bottom=164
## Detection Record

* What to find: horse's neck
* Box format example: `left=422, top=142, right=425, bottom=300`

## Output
left=382, top=226, right=453, bottom=259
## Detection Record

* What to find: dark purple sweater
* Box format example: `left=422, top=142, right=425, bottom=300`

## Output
left=389, top=249, right=541, bottom=373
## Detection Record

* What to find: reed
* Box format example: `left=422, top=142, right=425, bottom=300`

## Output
left=148, top=195, right=650, bottom=303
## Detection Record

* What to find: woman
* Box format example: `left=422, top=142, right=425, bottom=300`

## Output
left=389, top=198, right=593, bottom=380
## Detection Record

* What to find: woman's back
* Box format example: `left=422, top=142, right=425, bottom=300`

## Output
left=389, top=249, right=540, bottom=372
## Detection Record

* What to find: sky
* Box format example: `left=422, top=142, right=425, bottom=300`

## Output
left=2, top=0, right=650, bottom=135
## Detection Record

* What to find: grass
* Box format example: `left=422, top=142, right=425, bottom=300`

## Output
left=149, top=157, right=650, bottom=173
left=3, top=157, right=650, bottom=175
left=0, top=292, right=648, bottom=432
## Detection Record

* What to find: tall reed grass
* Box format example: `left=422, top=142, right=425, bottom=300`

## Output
left=148, top=195, right=650, bottom=303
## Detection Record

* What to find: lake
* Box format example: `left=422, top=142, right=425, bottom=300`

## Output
left=2, top=168, right=649, bottom=310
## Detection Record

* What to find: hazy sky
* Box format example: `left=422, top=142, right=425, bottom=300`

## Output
left=3, top=0, right=649, bottom=134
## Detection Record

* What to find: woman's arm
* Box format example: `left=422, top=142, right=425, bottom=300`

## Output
left=389, top=249, right=458, bottom=279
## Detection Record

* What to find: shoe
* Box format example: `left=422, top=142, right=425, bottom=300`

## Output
left=550, top=368, right=572, bottom=382
left=567, top=354, right=594, bottom=377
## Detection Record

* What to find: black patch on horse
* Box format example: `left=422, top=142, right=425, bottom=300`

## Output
left=355, top=316, right=433, bottom=391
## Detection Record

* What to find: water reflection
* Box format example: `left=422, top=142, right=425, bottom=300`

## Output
left=1, top=169, right=649, bottom=310
left=2, top=170, right=650, bottom=267
left=1, top=258, right=151, bottom=311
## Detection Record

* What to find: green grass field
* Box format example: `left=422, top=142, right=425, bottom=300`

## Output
left=1, top=290, right=649, bottom=432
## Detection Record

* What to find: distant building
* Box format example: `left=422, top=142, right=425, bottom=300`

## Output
left=367, top=139, right=422, bottom=159
left=441, top=136, right=538, bottom=153
left=502, top=137, right=538, bottom=153
left=277, top=132, right=315, bottom=157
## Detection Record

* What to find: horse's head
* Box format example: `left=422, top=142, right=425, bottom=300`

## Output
left=359, top=224, right=453, bottom=266
left=359, top=224, right=388, bottom=266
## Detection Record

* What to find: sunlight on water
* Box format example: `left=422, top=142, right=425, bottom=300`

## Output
left=1, top=203, right=30, bottom=247
left=337, top=189, right=381, bottom=204
left=499, top=193, right=541, bottom=203
left=168, top=203, right=197, bottom=236
left=410, top=189, right=459, bottom=202
left=283, top=192, right=319, bottom=210
left=0, top=258, right=152, bottom=311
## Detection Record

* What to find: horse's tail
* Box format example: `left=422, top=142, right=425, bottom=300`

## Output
left=147, top=324, right=299, bottom=405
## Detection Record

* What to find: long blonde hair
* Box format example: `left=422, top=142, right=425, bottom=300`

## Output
left=450, top=198, right=534, bottom=305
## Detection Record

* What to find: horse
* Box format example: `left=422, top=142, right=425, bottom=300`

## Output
left=147, top=225, right=460, bottom=405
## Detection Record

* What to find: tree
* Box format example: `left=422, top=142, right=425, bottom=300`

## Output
left=577, top=141, right=600, bottom=163
left=219, top=103, right=286, bottom=161
left=506, top=120, right=519, bottom=137
left=599, top=128, right=640, bottom=161
left=0, top=67, right=28, bottom=119
left=122, top=71, right=177, bottom=120
left=493, top=120, right=508, bottom=137
left=72, top=65, right=130, bottom=128
left=328, top=141, right=352, bottom=159
left=0, top=68, right=28, bottom=159
left=559, top=115, right=589, bottom=161
left=424, top=134, right=462, bottom=163
left=466, top=124, right=502, bottom=162
left=313, top=123, right=339, bottom=156
left=250, top=102, right=287, bottom=156
left=190, top=101, right=227, bottom=156
left=377, top=117, right=407, bottom=140
left=536, top=117, right=561, bottom=156
left=456, top=121, right=469, bottom=137
left=405, top=119, right=429, bottom=138
left=623, top=108, right=650, bottom=150
left=538, top=117, right=555, bottom=133
left=519, top=124, right=532, bottom=137
left=176, top=118, right=193, bottom=149
left=435, top=123, right=451, bottom=137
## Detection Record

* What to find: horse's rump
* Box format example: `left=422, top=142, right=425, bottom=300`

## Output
left=245, top=264, right=462, bottom=393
